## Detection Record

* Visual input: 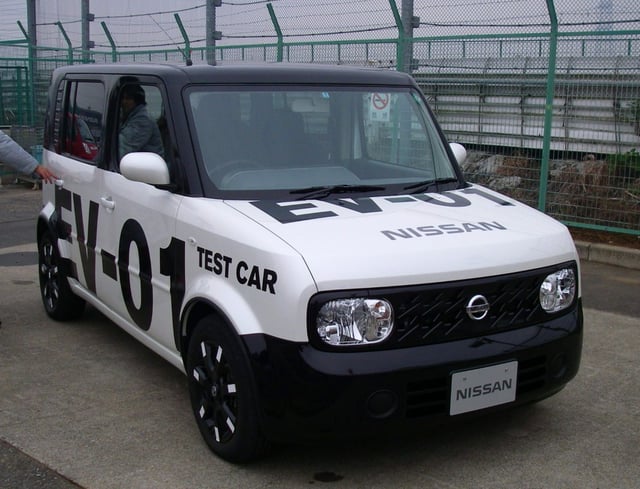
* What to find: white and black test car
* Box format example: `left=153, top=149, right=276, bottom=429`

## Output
left=38, top=63, right=583, bottom=463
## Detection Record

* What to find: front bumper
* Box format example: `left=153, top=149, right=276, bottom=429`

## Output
left=242, top=301, right=583, bottom=442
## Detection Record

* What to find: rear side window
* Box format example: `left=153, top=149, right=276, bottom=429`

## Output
left=57, top=81, right=105, bottom=164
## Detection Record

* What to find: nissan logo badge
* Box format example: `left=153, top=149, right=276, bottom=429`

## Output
left=466, top=294, right=490, bottom=321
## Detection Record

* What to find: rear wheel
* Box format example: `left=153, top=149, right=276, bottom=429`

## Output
left=186, top=315, right=267, bottom=463
left=38, top=230, right=85, bottom=320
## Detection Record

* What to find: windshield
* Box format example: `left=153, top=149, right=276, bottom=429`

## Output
left=188, top=86, right=458, bottom=196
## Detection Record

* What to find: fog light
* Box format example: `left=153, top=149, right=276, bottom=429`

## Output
left=366, top=390, right=398, bottom=419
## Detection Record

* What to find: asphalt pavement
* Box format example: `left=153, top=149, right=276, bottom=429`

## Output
left=1, top=182, right=639, bottom=489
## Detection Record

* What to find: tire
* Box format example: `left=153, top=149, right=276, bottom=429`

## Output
left=38, top=230, right=86, bottom=320
left=186, top=315, right=267, bottom=463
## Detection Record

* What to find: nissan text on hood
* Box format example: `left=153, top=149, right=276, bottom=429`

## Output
left=39, top=63, right=582, bottom=463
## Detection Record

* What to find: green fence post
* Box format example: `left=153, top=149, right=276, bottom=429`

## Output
left=16, top=67, right=24, bottom=124
left=0, top=78, right=4, bottom=125
left=387, top=0, right=404, bottom=71
left=16, top=20, right=28, bottom=40
left=15, top=21, right=34, bottom=125
left=174, top=14, right=192, bottom=63
left=267, top=3, right=283, bottom=62
left=101, top=22, right=117, bottom=62
left=538, top=0, right=559, bottom=213
left=56, top=22, right=74, bottom=64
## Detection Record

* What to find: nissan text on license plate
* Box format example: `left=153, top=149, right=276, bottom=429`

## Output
left=449, top=361, right=518, bottom=415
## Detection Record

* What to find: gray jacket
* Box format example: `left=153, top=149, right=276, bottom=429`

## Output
left=0, top=130, right=39, bottom=175
left=118, top=104, right=164, bottom=159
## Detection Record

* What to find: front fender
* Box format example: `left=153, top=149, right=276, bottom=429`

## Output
left=176, top=260, right=317, bottom=356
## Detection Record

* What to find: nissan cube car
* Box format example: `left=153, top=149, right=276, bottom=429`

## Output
left=38, top=63, right=582, bottom=463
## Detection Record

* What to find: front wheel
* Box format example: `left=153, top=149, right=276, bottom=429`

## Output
left=38, top=230, right=85, bottom=320
left=186, top=315, right=267, bottom=463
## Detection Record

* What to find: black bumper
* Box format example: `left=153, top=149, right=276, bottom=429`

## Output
left=242, top=302, right=583, bottom=442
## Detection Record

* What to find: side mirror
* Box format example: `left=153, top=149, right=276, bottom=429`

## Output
left=449, top=143, right=467, bottom=165
left=120, top=152, right=170, bottom=186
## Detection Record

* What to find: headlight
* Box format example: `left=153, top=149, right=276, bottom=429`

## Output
left=539, top=268, right=576, bottom=313
left=316, top=298, right=394, bottom=346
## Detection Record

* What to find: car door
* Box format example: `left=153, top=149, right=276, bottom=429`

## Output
left=47, top=78, right=106, bottom=297
left=96, top=78, right=184, bottom=352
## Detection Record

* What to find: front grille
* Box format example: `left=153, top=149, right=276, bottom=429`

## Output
left=406, top=377, right=448, bottom=417
left=405, top=355, right=549, bottom=418
left=516, top=355, right=548, bottom=395
left=389, top=262, right=577, bottom=349
left=307, top=261, right=578, bottom=352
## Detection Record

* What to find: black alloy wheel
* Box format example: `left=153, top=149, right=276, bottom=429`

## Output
left=186, top=315, right=266, bottom=463
left=38, top=230, right=85, bottom=320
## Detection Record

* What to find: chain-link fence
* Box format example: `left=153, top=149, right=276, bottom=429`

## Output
left=1, top=0, right=639, bottom=235
left=414, top=31, right=640, bottom=234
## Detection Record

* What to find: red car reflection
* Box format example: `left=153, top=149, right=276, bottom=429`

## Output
left=66, top=114, right=99, bottom=160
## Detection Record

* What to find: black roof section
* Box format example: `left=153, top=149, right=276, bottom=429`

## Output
left=52, top=62, right=417, bottom=87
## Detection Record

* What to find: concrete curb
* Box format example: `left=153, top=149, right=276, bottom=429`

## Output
left=575, top=240, right=640, bottom=271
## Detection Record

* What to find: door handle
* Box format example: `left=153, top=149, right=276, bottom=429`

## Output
left=100, top=196, right=116, bottom=211
left=54, top=179, right=64, bottom=188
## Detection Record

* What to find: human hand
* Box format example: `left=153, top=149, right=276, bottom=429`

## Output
left=34, top=165, right=57, bottom=184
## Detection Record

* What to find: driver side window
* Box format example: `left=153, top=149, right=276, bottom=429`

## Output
left=117, top=82, right=168, bottom=164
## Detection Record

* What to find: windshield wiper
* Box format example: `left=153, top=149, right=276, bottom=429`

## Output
left=291, top=184, right=385, bottom=200
left=403, top=177, right=459, bottom=194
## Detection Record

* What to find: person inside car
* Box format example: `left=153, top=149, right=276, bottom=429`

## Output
left=118, top=83, right=164, bottom=160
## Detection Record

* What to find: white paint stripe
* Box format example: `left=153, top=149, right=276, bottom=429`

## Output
left=214, top=426, right=220, bottom=442
left=200, top=342, right=207, bottom=358
left=226, top=417, right=235, bottom=433
left=216, top=346, right=223, bottom=363
left=199, top=406, right=205, bottom=419
left=227, top=384, right=236, bottom=394
left=193, top=369, right=200, bottom=381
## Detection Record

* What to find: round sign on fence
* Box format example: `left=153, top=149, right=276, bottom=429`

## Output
left=369, top=92, right=390, bottom=121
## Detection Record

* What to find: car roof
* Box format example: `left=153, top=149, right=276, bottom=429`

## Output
left=52, top=62, right=416, bottom=87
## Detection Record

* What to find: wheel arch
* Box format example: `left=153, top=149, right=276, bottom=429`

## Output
left=179, top=298, right=234, bottom=364
left=37, top=202, right=61, bottom=244
left=176, top=282, right=269, bottom=362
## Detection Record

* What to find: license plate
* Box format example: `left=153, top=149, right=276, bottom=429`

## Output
left=449, top=361, right=518, bottom=415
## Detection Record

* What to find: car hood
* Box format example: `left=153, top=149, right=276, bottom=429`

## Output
left=225, top=185, right=578, bottom=291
